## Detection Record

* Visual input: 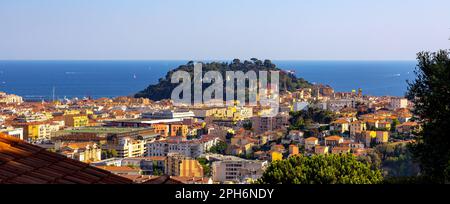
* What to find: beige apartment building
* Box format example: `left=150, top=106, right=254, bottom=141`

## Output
left=165, top=153, right=204, bottom=178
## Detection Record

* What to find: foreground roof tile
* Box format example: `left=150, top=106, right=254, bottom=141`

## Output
left=0, top=133, right=132, bottom=184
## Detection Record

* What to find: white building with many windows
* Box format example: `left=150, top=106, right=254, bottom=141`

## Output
left=146, top=135, right=220, bottom=158
left=209, top=155, right=267, bottom=184
left=0, top=126, right=24, bottom=140
left=390, top=97, right=408, bottom=110
left=0, top=92, right=23, bottom=104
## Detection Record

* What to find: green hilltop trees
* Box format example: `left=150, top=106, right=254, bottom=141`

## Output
left=258, top=154, right=383, bottom=184
left=135, top=59, right=312, bottom=101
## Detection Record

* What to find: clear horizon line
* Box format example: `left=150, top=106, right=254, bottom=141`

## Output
left=0, top=58, right=417, bottom=62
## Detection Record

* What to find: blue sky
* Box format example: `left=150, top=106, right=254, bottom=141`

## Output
left=0, top=0, right=449, bottom=60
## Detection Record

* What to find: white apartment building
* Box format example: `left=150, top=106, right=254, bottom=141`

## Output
left=142, top=110, right=195, bottom=120
left=390, top=97, right=408, bottom=110
left=293, top=101, right=309, bottom=112
left=106, top=136, right=147, bottom=158
left=327, top=99, right=356, bottom=112
left=33, top=122, right=64, bottom=140
left=0, top=127, right=24, bottom=140
left=15, top=113, right=49, bottom=123
left=146, top=135, right=220, bottom=158
left=103, top=129, right=159, bottom=158
left=210, top=155, right=268, bottom=183
left=0, top=92, right=23, bottom=104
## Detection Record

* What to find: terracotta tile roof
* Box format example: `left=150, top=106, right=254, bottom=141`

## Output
left=170, top=176, right=211, bottom=184
left=273, top=144, right=285, bottom=150
left=305, top=137, right=318, bottom=142
left=332, top=146, right=351, bottom=151
left=96, top=166, right=140, bottom=173
left=332, top=119, right=349, bottom=124
left=0, top=133, right=132, bottom=184
left=351, top=121, right=365, bottom=125
left=64, top=142, right=98, bottom=150
left=325, top=136, right=343, bottom=141
left=120, top=175, right=155, bottom=183
left=315, top=145, right=328, bottom=150
left=400, top=122, right=418, bottom=126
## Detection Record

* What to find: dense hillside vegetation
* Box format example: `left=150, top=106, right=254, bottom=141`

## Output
left=257, top=154, right=383, bottom=184
left=135, top=59, right=312, bottom=101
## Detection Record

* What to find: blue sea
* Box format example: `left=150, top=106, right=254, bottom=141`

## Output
left=0, top=60, right=416, bottom=101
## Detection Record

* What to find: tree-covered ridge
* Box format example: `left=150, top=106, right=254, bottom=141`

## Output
left=258, top=154, right=383, bottom=184
left=135, top=58, right=312, bottom=101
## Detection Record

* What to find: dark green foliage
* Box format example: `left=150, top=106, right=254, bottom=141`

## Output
left=407, top=50, right=450, bottom=183
left=243, top=121, right=253, bottom=131
left=376, top=143, right=420, bottom=177
left=101, top=149, right=118, bottom=159
left=258, top=154, right=383, bottom=184
left=329, top=130, right=341, bottom=136
left=208, top=141, right=228, bottom=154
left=289, top=108, right=336, bottom=131
left=391, top=119, right=400, bottom=132
left=358, top=150, right=382, bottom=170
left=135, top=59, right=312, bottom=101
left=153, top=168, right=163, bottom=176
left=197, top=158, right=211, bottom=176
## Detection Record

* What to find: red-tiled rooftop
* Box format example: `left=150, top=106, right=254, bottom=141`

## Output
left=305, top=137, right=318, bottom=142
left=142, top=175, right=186, bottom=184
left=0, top=133, right=132, bottom=184
left=325, top=136, right=343, bottom=141
left=170, top=176, right=211, bottom=184
left=97, top=166, right=140, bottom=172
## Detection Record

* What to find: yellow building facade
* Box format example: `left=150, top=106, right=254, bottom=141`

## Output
left=180, top=160, right=204, bottom=178
left=64, top=115, right=89, bottom=127
left=271, top=151, right=283, bottom=162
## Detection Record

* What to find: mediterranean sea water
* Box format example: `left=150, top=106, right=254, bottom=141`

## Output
left=0, top=60, right=416, bottom=101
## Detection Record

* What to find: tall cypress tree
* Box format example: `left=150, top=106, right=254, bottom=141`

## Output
left=407, top=50, right=450, bottom=183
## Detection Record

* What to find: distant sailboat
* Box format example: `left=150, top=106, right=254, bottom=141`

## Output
left=133, top=74, right=137, bottom=79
